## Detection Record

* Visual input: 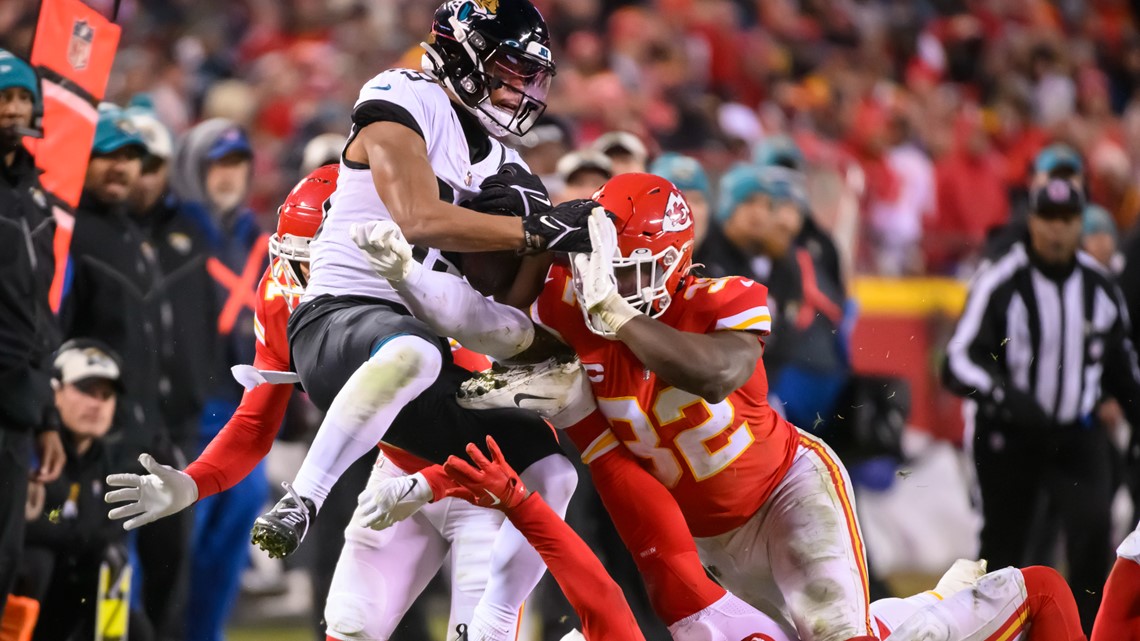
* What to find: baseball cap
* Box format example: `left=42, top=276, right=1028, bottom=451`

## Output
left=556, top=150, right=613, bottom=184
left=92, top=105, right=147, bottom=156
left=1030, top=179, right=1086, bottom=218
left=207, top=125, right=252, bottom=161
left=0, top=49, right=38, bottom=104
left=754, top=134, right=805, bottom=170
left=649, top=152, right=711, bottom=201
left=592, top=131, right=648, bottom=165
left=52, top=339, right=123, bottom=392
left=1082, top=204, right=1118, bottom=240
left=516, top=114, right=573, bottom=150
left=717, top=164, right=807, bottom=222
left=123, top=105, right=173, bottom=163
left=1034, top=143, right=1083, bottom=176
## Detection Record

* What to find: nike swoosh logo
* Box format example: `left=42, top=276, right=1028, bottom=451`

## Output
left=398, top=478, right=418, bottom=502
left=483, top=489, right=501, bottom=507
left=514, top=392, right=555, bottom=407
left=371, top=84, right=392, bottom=90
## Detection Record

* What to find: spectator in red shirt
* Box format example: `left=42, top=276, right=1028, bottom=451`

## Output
left=927, top=106, right=1011, bottom=274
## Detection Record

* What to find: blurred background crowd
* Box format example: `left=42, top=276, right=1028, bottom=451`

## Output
left=2, top=0, right=1140, bottom=640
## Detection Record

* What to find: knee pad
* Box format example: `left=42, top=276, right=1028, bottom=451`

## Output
left=364, top=334, right=442, bottom=398
left=520, top=453, right=577, bottom=515
left=325, top=592, right=375, bottom=639
left=335, top=335, right=442, bottom=428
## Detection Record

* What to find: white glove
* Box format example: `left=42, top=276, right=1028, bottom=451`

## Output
left=105, top=453, right=199, bottom=530
left=354, top=472, right=432, bottom=531
left=572, top=208, right=639, bottom=335
left=349, top=220, right=417, bottom=283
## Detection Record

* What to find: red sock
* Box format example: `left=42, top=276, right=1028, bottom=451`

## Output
left=1092, top=557, right=1140, bottom=641
left=1021, top=566, right=1087, bottom=641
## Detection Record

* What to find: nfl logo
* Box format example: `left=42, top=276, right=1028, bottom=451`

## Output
left=67, top=19, right=94, bottom=71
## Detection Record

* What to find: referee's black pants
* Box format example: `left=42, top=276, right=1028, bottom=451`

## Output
left=973, top=420, right=1112, bottom=635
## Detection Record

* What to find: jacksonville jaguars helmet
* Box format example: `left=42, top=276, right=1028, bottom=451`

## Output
left=422, top=0, right=556, bottom=138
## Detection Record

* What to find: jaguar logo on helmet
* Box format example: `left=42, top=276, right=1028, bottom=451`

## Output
left=448, top=0, right=496, bottom=22
left=423, top=0, right=555, bottom=138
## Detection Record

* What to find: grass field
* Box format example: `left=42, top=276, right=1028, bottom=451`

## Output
left=226, top=626, right=313, bottom=641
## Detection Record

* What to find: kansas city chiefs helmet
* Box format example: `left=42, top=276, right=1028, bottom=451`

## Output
left=422, top=0, right=556, bottom=138
left=269, top=164, right=337, bottom=307
left=574, top=173, right=696, bottom=336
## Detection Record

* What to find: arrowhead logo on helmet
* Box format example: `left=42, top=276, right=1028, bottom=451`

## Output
left=576, top=173, right=697, bottom=336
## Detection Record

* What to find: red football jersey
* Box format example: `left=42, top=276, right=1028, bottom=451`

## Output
left=534, top=265, right=798, bottom=537
left=253, top=264, right=294, bottom=371
left=186, top=262, right=295, bottom=497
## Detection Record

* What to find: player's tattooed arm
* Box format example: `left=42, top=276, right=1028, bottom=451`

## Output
left=349, top=121, right=527, bottom=251
left=617, top=320, right=762, bottom=403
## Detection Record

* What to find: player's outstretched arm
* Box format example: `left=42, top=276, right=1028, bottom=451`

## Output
left=564, top=410, right=730, bottom=625
left=574, top=209, right=760, bottom=402
left=352, top=123, right=595, bottom=253
left=104, top=352, right=294, bottom=529
left=352, top=220, right=536, bottom=359
left=444, top=437, right=646, bottom=641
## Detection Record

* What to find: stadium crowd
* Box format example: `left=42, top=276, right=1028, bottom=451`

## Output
left=1, top=0, right=1139, bottom=640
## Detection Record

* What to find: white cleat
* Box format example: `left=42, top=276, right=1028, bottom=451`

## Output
left=457, top=356, right=590, bottom=423
left=933, top=558, right=988, bottom=598
left=354, top=472, right=432, bottom=531
left=559, top=631, right=586, bottom=641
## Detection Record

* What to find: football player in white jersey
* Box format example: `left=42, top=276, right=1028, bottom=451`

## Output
left=248, top=2, right=599, bottom=640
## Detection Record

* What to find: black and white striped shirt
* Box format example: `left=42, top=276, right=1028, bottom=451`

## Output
left=944, top=241, right=1140, bottom=428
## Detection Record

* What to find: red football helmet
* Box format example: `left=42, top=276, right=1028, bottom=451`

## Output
left=583, top=173, right=695, bottom=331
left=269, top=164, right=338, bottom=302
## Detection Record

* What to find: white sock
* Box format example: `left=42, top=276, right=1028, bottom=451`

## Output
left=467, top=454, right=578, bottom=641
left=291, top=335, right=442, bottom=510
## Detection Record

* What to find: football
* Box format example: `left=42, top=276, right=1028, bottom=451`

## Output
left=460, top=250, right=522, bottom=300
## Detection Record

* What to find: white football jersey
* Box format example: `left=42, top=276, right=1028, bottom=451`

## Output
left=304, top=68, right=527, bottom=304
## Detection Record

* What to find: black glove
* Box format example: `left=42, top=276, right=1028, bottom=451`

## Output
left=985, top=386, right=1054, bottom=431
left=521, top=199, right=602, bottom=253
left=464, top=163, right=552, bottom=218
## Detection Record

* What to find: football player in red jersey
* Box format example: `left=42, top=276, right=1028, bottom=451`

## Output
left=355, top=173, right=872, bottom=641
left=103, top=165, right=524, bottom=641
left=440, top=436, right=1090, bottom=641
left=357, top=173, right=1091, bottom=641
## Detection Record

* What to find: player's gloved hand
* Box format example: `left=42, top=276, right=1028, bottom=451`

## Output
left=464, top=163, right=552, bottom=218
left=522, top=199, right=602, bottom=253
left=985, top=386, right=1054, bottom=431
left=443, top=436, right=530, bottom=513
left=571, top=207, right=640, bottom=335
left=105, top=453, right=199, bottom=530
left=350, top=220, right=418, bottom=283
left=354, top=471, right=433, bottom=531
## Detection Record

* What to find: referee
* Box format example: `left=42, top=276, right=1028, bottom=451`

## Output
left=943, top=178, right=1140, bottom=632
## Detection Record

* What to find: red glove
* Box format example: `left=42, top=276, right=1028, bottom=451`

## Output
left=443, top=436, right=530, bottom=512
left=419, top=464, right=478, bottom=504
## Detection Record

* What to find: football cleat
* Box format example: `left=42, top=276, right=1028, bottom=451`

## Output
left=933, top=558, right=988, bottom=598
left=457, top=355, right=590, bottom=423
left=454, top=623, right=468, bottom=641
left=250, top=482, right=316, bottom=559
